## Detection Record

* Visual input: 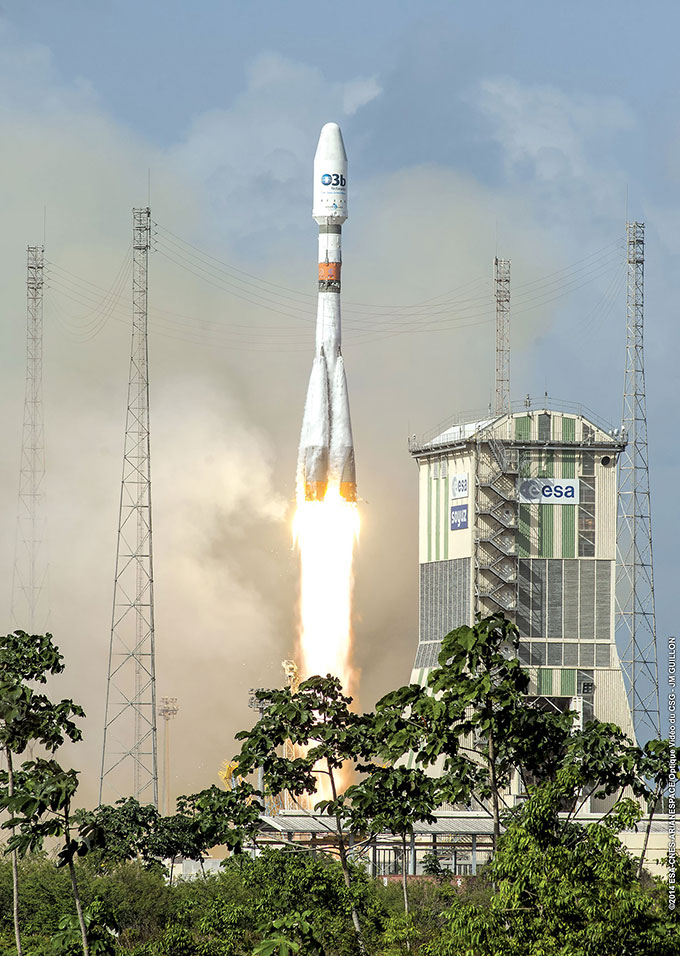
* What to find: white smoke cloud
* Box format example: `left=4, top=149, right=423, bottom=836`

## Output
left=1, top=28, right=657, bottom=797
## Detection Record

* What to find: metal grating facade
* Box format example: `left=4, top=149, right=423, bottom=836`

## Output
left=415, top=558, right=470, bottom=668
left=517, top=559, right=611, bottom=642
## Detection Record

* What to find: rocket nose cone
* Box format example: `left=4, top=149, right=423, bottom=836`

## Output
left=315, top=122, right=347, bottom=163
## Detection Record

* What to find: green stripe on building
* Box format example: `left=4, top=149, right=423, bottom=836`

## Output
left=539, top=506, right=554, bottom=557
left=518, top=505, right=531, bottom=557
left=562, top=416, right=576, bottom=442
left=561, top=669, right=576, bottom=695
left=537, top=450, right=554, bottom=558
left=427, top=464, right=432, bottom=561
left=562, top=505, right=575, bottom=558
left=563, top=450, right=576, bottom=479
left=442, top=477, right=449, bottom=560
left=435, top=473, right=441, bottom=560
left=515, top=416, right=531, bottom=440
left=538, top=668, right=553, bottom=695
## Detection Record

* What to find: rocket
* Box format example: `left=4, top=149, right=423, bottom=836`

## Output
left=297, top=123, right=357, bottom=503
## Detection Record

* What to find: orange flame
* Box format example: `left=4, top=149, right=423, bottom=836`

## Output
left=293, top=483, right=360, bottom=695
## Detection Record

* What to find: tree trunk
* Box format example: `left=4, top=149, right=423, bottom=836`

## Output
left=401, top=832, right=410, bottom=916
left=6, top=748, right=22, bottom=956
left=637, top=794, right=658, bottom=880
left=401, top=832, right=411, bottom=951
left=169, top=854, right=176, bottom=886
left=487, top=724, right=501, bottom=854
left=67, top=857, right=90, bottom=956
left=64, top=807, right=90, bottom=956
left=328, top=761, right=367, bottom=956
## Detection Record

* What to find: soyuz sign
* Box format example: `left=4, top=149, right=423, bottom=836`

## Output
left=517, top=478, right=580, bottom=504
left=450, top=504, right=469, bottom=530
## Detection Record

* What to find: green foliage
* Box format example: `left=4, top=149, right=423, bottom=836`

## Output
left=2, top=759, right=98, bottom=866
left=253, top=910, right=322, bottom=956
left=3, top=615, right=678, bottom=956
left=424, top=782, right=680, bottom=956
left=235, top=675, right=372, bottom=803
left=0, top=631, right=84, bottom=758
left=77, top=799, right=160, bottom=870
left=174, top=783, right=263, bottom=854
left=51, top=900, right=118, bottom=956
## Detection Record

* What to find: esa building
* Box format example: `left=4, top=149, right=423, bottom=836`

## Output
left=408, top=404, right=635, bottom=745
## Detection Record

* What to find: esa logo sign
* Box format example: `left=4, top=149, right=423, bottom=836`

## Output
left=451, top=473, right=468, bottom=500
left=321, top=173, right=346, bottom=186
left=518, top=478, right=580, bottom=504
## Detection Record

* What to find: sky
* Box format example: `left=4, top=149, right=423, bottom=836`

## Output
left=0, top=1, right=678, bottom=803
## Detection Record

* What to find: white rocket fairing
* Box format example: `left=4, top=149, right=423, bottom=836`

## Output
left=297, top=123, right=356, bottom=502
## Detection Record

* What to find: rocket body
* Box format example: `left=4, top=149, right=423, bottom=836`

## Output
left=298, top=123, right=356, bottom=503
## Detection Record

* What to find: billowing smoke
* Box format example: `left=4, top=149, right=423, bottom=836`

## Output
left=1, top=32, right=639, bottom=804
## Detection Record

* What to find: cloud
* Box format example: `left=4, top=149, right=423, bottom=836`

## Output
left=343, top=76, right=382, bottom=116
left=169, top=53, right=382, bottom=247
left=472, top=76, right=634, bottom=182
left=3, top=20, right=675, bottom=793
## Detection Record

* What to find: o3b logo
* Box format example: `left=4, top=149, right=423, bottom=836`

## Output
left=321, top=173, right=346, bottom=186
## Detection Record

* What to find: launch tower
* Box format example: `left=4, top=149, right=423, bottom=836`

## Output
left=100, top=208, right=158, bottom=806
left=408, top=403, right=636, bottom=757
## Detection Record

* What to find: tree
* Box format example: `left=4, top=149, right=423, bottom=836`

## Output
left=426, top=781, right=680, bottom=956
left=174, top=782, right=263, bottom=857
left=82, top=785, right=261, bottom=885
left=376, top=613, right=573, bottom=850
left=631, top=737, right=679, bottom=878
left=2, top=758, right=101, bottom=956
left=77, top=798, right=160, bottom=871
left=253, top=910, right=323, bottom=956
left=235, top=675, right=374, bottom=955
left=321, top=766, right=438, bottom=922
left=0, top=630, right=84, bottom=956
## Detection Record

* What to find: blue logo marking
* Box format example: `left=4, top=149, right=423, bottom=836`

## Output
left=321, top=174, right=332, bottom=185
left=450, top=504, right=469, bottom=531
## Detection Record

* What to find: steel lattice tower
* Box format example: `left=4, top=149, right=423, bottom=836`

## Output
left=615, top=221, right=660, bottom=742
left=100, top=208, right=158, bottom=806
left=159, top=697, right=179, bottom=816
left=11, top=246, right=48, bottom=632
left=494, top=257, right=511, bottom=415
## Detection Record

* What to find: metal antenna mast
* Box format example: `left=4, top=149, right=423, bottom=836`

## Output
left=616, top=221, right=660, bottom=741
left=159, top=697, right=179, bottom=816
left=494, top=257, right=511, bottom=415
left=100, top=208, right=158, bottom=806
left=11, top=246, right=48, bottom=632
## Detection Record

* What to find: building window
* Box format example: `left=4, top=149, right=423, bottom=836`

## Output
left=578, top=476, right=595, bottom=557
left=530, top=643, right=546, bottom=665
left=595, top=644, right=611, bottom=667
left=579, top=644, right=594, bottom=666
left=563, top=643, right=578, bottom=666
left=547, top=643, right=562, bottom=666
left=518, top=642, right=530, bottom=664
left=538, top=413, right=551, bottom=442
left=581, top=451, right=595, bottom=475
left=576, top=669, right=594, bottom=695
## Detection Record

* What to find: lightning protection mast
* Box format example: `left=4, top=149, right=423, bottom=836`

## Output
left=615, top=221, right=660, bottom=742
left=100, top=208, right=158, bottom=806
left=494, top=257, right=511, bottom=416
left=11, top=246, right=48, bottom=632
